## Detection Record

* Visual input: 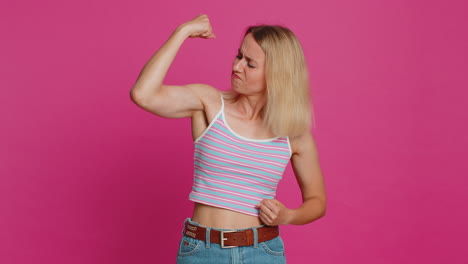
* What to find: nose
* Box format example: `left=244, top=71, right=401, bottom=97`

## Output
left=232, top=58, right=246, bottom=73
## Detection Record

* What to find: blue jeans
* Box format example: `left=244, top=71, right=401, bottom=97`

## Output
left=176, top=218, right=286, bottom=264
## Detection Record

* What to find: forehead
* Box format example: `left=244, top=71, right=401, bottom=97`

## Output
left=240, top=33, right=265, bottom=59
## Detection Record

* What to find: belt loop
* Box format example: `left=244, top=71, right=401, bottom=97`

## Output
left=253, top=227, right=259, bottom=248
left=182, top=218, right=188, bottom=236
left=205, top=227, right=211, bottom=248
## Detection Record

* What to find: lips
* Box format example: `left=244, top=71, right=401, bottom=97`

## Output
left=232, top=72, right=241, bottom=79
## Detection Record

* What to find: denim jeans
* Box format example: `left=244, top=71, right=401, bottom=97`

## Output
left=176, top=218, right=286, bottom=264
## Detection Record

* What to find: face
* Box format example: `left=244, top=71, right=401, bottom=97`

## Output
left=231, top=33, right=266, bottom=95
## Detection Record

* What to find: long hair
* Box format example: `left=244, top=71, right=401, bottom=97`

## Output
left=238, top=25, right=315, bottom=138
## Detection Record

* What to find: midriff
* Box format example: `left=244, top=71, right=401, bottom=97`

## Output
left=191, top=202, right=263, bottom=229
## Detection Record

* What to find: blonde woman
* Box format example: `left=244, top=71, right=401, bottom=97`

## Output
left=130, top=14, right=326, bottom=264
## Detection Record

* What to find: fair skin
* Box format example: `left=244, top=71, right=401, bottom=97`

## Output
left=130, top=14, right=326, bottom=229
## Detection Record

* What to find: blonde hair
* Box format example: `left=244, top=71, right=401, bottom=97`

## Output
left=238, top=25, right=315, bottom=138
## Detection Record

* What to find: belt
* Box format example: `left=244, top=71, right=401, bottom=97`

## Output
left=183, top=221, right=279, bottom=248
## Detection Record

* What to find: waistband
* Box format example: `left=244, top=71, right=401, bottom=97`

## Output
left=182, top=218, right=280, bottom=248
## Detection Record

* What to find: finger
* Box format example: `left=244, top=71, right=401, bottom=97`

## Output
left=259, top=212, right=272, bottom=225
left=259, top=214, right=267, bottom=225
left=263, top=200, right=279, bottom=215
left=260, top=209, right=272, bottom=222
left=201, top=31, right=214, bottom=38
left=260, top=204, right=276, bottom=221
left=205, top=25, right=214, bottom=36
left=260, top=203, right=273, bottom=214
left=262, top=213, right=276, bottom=226
left=256, top=199, right=266, bottom=208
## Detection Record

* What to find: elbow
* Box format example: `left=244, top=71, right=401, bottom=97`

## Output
left=319, top=197, right=327, bottom=217
left=130, top=89, right=140, bottom=104
left=130, top=84, right=162, bottom=106
left=310, top=195, right=327, bottom=215
left=130, top=87, right=146, bottom=105
left=320, top=205, right=327, bottom=218
left=311, top=197, right=327, bottom=220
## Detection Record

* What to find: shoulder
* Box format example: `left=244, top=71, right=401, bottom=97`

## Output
left=288, top=130, right=317, bottom=158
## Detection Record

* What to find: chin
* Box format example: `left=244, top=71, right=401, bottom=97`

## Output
left=232, top=87, right=245, bottom=94
left=230, top=83, right=240, bottom=91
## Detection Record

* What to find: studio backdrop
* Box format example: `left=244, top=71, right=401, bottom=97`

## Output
left=1, top=0, right=467, bottom=263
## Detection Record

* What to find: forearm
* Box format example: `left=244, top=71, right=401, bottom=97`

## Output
left=287, top=197, right=326, bottom=225
left=131, top=25, right=190, bottom=100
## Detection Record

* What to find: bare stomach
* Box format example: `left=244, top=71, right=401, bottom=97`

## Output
left=191, top=202, right=263, bottom=229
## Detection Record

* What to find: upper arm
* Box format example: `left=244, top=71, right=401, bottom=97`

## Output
left=290, top=131, right=327, bottom=210
left=131, top=83, right=218, bottom=119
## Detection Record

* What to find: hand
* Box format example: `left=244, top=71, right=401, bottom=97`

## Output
left=256, top=199, right=293, bottom=226
left=179, top=14, right=216, bottom=39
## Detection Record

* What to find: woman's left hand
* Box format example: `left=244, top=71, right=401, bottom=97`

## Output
left=256, top=199, right=293, bottom=226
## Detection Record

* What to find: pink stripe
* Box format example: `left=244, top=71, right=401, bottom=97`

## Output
left=189, top=197, right=259, bottom=217
left=192, top=191, right=255, bottom=208
left=194, top=174, right=275, bottom=195
left=196, top=142, right=286, bottom=167
left=194, top=157, right=281, bottom=183
left=193, top=165, right=277, bottom=188
left=194, top=148, right=284, bottom=175
left=193, top=182, right=264, bottom=201
left=204, top=133, right=289, bottom=160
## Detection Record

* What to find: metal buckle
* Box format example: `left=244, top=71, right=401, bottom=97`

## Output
left=220, top=230, right=238, bottom=248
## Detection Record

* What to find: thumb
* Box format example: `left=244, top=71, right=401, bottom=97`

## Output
left=201, top=32, right=216, bottom=39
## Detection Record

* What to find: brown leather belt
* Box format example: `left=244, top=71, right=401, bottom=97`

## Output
left=183, top=221, right=279, bottom=248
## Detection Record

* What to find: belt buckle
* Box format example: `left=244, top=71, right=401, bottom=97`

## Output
left=220, top=230, right=238, bottom=248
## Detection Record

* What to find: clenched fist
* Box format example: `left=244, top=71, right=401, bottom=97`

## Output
left=256, top=199, right=293, bottom=226
left=180, top=14, right=216, bottom=39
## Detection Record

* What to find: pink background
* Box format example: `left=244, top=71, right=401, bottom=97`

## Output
left=1, top=0, right=467, bottom=263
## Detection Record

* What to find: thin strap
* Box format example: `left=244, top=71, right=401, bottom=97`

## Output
left=220, top=93, right=224, bottom=112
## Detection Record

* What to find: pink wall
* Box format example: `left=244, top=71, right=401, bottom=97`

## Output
left=1, top=0, right=467, bottom=263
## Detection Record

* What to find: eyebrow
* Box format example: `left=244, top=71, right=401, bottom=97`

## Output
left=238, top=48, right=257, bottom=63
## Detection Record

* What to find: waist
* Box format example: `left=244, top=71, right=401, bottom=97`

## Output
left=182, top=218, right=279, bottom=248
left=192, top=202, right=263, bottom=229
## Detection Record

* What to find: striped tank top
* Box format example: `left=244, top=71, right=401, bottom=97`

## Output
left=189, top=93, right=292, bottom=217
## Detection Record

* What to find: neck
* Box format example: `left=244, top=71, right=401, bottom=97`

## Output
left=234, top=93, right=267, bottom=121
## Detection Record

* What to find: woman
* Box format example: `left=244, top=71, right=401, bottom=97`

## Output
left=130, top=14, right=326, bottom=264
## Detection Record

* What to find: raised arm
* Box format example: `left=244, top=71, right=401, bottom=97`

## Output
left=130, top=15, right=217, bottom=119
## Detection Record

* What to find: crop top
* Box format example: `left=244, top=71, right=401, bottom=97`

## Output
left=189, top=93, right=292, bottom=217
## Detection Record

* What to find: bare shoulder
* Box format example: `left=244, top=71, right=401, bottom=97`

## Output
left=190, top=85, right=224, bottom=141
left=289, top=130, right=318, bottom=158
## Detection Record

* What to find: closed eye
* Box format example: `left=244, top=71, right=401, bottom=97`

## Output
left=236, top=54, right=255, bottom=68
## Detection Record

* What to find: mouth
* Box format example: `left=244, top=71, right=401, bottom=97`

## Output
left=232, top=72, right=241, bottom=79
